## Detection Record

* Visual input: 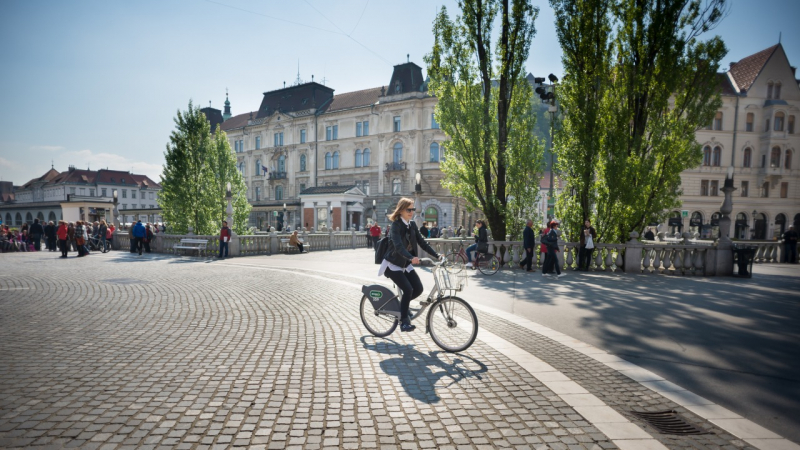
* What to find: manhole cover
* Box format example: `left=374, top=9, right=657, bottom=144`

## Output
left=631, top=410, right=710, bottom=435
left=101, top=278, right=147, bottom=285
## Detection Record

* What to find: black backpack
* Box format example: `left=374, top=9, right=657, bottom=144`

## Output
left=374, top=236, right=390, bottom=264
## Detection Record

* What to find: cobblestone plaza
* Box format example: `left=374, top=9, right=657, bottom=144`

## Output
left=1, top=251, right=797, bottom=450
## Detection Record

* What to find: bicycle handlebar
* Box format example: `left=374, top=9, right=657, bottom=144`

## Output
left=419, top=257, right=445, bottom=266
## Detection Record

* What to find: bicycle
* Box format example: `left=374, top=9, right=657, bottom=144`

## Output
left=360, top=258, right=478, bottom=352
left=444, top=239, right=500, bottom=275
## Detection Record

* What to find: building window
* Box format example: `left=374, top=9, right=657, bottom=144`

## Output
left=712, top=146, right=721, bottom=167
left=765, top=119, right=770, bottom=132
left=355, top=149, right=362, bottom=167
left=362, top=180, right=370, bottom=195
left=300, top=129, right=306, bottom=143
left=713, top=111, right=723, bottom=131
left=363, top=148, right=370, bottom=166
left=780, top=182, right=788, bottom=198
left=333, top=125, right=338, bottom=140
left=256, top=159, right=262, bottom=175
left=393, top=142, right=403, bottom=164
left=741, top=181, right=748, bottom=197
left=80, top=188, right=86, bottom=196
left=431, top=113, right=439, bottom=129
left=762, top=154, right=767, bottom=168
left=132, top=189, right=137, bottom=198
left=743, top=148, right=751, bottom=168
left=234, top=140, right=239, bottom=152
left=332, top=151, right=340, bottom=169
left=101, top=188, right=107, bottom=197
left=789, top=116, right=795, bottom=134
left=767, top=82, right=774, bottom=99
left=710, top=180, right=719, bottom=196
left=70, top=187, right=76, bottom=195
left=238, top=162, right=245, bottom=174
left=122, top=204, right=127, bottom=209
left=275, top=186, right=283, bottom=201
left=326, top=125, right=337, bottom=140
left=256, top=136, right=261, bottom=149
left=392, top=178, right=402, bottom=195
left=326, top=126, right=331, bottom=141
left=394, top=116, right=401, bottom=132
left=775, top=112, right=785, bottom=132
left=89, top=189, right=95, bottom=197
left=746, top=113, right=754, bottom=132
left=363, top=121, right=369, bottom=136
left=702, top=146, right=711, bottom=166
left=274, top=132, right=284, bottom=146
left=278, top=155, right=286, bottom=173
left=775, top=82, right=782, bottom=99
left=430, top=143, right=440, bottom=162
left=761, top=182, right=769, bottom=198
left=255, top=186, right=261, bottom=201
left=785, top=150, right=792, bottom=170
left=122, top=189, right=127, bottom=198
left=325, top=152, right=332, bottom=170
left=356, top=122, right=362, bottom=137
left=300, top=154, right=307, bottom=172
left=150, top=192, right=154, bottom=200
left=300, top=183, right=306, bottom=193
left=700, top=180, right=709, bottom=196
left=771, top=147, right=781, bottom=168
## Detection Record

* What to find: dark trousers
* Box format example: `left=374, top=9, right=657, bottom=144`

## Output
left=32, top=236, right=41, bottom=251
left=367, top=235, right=372, bottom=248
left=373, top=236, right=380, bottom=248
left=542, top=251, right=561, bottom=275
left=578, top=246, right=594, bottom=270
left=59, top=239, right=68, bottom=257
left=134, top=237, right=143, bottom=254
left=384, top=268, right=424, bottom=321
left=296, top=243, right=304, bottom=253
left=785, top=243, right=797, bottom=264
left=48, top=237, right=57, bottom=251
left=521, top=247, right=534, bottom=270
left=130, top=237, right=137, bottom=253
left=219, top=241, right=229, bottom=258
left=143, top=240, right=151, bottom=253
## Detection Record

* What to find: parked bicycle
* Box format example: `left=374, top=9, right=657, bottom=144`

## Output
left=88, top=235, right=110, bottom=253
left=444, top=239, right=500, bottom=275
left=360, top=258, right=478, bottom=352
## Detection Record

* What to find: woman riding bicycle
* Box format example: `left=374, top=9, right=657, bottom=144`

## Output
left=465, top=219, right=488, bottom=269
left=379, top=197, right=442, bottom=332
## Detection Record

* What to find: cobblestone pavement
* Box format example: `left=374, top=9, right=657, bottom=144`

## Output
left=0, top=250, right=775, bottom=449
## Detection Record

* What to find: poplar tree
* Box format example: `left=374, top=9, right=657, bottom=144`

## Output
left=425, top=0, right=544, bottom=240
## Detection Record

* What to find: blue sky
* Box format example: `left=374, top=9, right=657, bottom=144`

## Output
left=1, top=0, right=798, bottom=185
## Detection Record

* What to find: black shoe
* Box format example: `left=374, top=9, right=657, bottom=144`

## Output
left=400, top=317, right=416, bottom=332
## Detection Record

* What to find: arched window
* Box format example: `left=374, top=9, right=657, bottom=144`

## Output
left=363, top=148, right=371, bottom=166
left=713, top=112, right=723, bottom=130
left=712, top=146, right=721, bottom=166
left=702, top=146, right=711, bottom=166
left=775, top=82, right=782, bottom=99
left=5, top=213, right=11, bottom=225
left=771, top=146, right=781, bottom=168
left=15, top=213, right=22, bottom=226
left=789, top=115, right=796, bottom=134
left=255, top=159, right=262, bottom=176
left=785, top=150, right=792, bottom=170
left=278, top=155, right=286, bottom=173
left=25, top=212, right=33, bottom=224
left=746, top=112, right=754, bottom=132
left=767, top=82, right=774, bottom=99
left=393, top=142, right=403, bottom=163
left=355, top=149, right=362, bottom=168
left=37, top=212, right=44, bottom=222
left=48, top=212, right=56, bottom=222
left=743, top=148, right=752, bottom=168
left=332, top=151, right=340, bottom=169
left=325, top=152, right=332, bottom=170
left=275, top=186, right=283, bottom=201
left=775, top=112, right=785, bottom=131
left=430, top=143, right=440, bottom=162
left=392, top=178, right=402, bottom=195
left=255, top=186, right=261, bottom=201
left=300, top=154, right=307, bottom=172
left=255, top=136, right=261, bottom=150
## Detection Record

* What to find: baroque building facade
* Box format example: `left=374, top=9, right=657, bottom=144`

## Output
left=669, top=43, right=800, bottom=240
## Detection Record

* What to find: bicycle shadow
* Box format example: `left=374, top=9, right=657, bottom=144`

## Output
left=360, top=336, right=488, bottom=404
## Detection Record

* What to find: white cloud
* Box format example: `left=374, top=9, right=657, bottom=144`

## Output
left=65, top=149, right=163, bottom=182
left=30, top=145, right=65, bottom=152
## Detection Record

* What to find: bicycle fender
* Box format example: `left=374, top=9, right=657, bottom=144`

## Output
left=361, top=284, right=401, bottom=318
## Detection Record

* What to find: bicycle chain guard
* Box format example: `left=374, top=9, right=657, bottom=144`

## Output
left=361, top=284, right=401, bottom=318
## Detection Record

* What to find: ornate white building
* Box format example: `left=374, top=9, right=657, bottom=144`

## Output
left=671, top=43, right=799, bottom=240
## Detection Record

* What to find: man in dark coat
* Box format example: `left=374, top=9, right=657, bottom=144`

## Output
left=783, top=225, right=798, bottom=264
left=520, top=220, right=536, bottom=272
left=44, top=221, right=57, bottom=251
left=30, top=218, right=45, bottom=251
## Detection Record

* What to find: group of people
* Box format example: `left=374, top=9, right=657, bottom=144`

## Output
left=1, top=218, right=115, bottom=257
left=129, top=220, right=156, bottom=256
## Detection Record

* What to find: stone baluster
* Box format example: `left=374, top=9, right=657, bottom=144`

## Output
left=684, top=248, right=693, bottom=276
left=604, top=248, right=614, bottom=272
left=693, top=249, right=705, bottom=275
left=642, top=248, right=651, bottom=273
left=615, top=248, right=624, bottom=272
left=594, top=248, right=603, bottom=271
left=672, top=249, right=682, bottom=275
left=566, top=246, right=574, bottom=269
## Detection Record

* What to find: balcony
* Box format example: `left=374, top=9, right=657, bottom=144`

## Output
left=384, top=162, right=407, bottom=172
left=269, top=172, right=287, bottom=180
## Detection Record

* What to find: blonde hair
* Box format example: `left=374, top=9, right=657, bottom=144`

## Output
left=389, top=197, right=415, bottom=222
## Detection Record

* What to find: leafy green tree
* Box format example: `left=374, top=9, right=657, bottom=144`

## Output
left=551, top=0, right=728, bottom=243
left=159, top=101, right=250, bottom=235
left=425, top=0, right=544, bottom=240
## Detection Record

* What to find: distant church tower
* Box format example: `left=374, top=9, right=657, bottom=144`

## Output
left=223, top=90, right=232, bottom=121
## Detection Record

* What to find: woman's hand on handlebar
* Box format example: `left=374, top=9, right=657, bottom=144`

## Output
left=411, top=257, right=420, bottom=265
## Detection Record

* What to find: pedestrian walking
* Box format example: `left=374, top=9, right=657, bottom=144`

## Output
left=366, top=224, right=373, bottom=249
left=519, top=220, right=535, bottom=272
left=218, top=221, right=231, bottom=258
left=74, top=221, right=87, bottom=257
left=370, top=223, right=382, bottom=249
left=783, top=225, right=798, bottom=264
left=578, top=220, right=597, bottom=271
left=44, top=221, right=57, bottom=251
left=143, top=223, right=153, bottom=253
left=420, top=223, right=429, bottom=238
left=98, top=220, right=108, bottom=252
left=541, top=220, right=564, bottom=278
left=132, top=220, right=146, bottom=256
left=30, top=218, right=44, bottom=251
left=56, top=220, right=68, bottom=257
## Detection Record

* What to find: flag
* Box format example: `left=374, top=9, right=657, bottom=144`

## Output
left=262, top=165, right=269, bottom=174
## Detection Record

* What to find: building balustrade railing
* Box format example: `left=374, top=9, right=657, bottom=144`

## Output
left=384, top=162, right=406, bottom=172
left=268, top=172, right=287, bottom=180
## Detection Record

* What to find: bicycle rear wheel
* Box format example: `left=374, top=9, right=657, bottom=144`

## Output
left=360, top=295, right=398, bottom=337
left=477, top=254, right=500, bottom=275
left=444, top=251, right=467, bottom=274
left=427, top=296, right=478, bottom=352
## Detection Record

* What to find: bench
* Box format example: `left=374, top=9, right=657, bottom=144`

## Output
left=173, top=238, right=209, bottom=255
left=280, top=238, right=311, bottom=254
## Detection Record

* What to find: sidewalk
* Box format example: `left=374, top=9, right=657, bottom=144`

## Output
left=0, top=250, right=797, bottom=449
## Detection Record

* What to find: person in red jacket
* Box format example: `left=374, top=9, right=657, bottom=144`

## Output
left=56, top=220, right=69, bottom=258
left=370, top=223, right=382, bottom=249
left=219, top=221, right=231, bottom=259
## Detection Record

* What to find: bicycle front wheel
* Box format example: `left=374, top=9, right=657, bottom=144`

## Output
left=444, top=251, right=467, bottom=274
left=360, top=295, right=398, bottom=337
left=477, top=254, right=500, bottom=275
left=427, top=296, right=478, bottom=353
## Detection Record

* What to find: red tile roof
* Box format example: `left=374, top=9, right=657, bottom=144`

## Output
left=328, top=86, right=385, bottom=112
left=728, top=44, right=780, bottom=93
left=20, top=168, right=160, bottom=190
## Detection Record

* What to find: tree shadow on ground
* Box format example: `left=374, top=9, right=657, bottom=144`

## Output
left=360, top=336, right=488, bottom=404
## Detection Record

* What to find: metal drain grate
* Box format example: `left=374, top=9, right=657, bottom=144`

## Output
left=631, top=410, right=710, bottom=435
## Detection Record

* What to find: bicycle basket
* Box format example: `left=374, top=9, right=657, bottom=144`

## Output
left=435, top=265, right=468, bottom=292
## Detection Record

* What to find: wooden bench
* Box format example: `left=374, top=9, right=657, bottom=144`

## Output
left=173, top=238, right=209, bottom=255
left=281, top=238, right=311, bottom=254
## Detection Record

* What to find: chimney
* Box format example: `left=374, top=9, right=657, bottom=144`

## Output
left=791, top=66, right=797, bottom=77
left=729, top=62, right=736, bottom=69
left=68, top=165, right=76, bottom=172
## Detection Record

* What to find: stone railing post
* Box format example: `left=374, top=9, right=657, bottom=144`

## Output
left=328, top=230, right=334, bottom=251
left=624, top=231, right=643, bottom=273
left=269, top=230, right=279, bottom=254
left=351, top=230, right=356, bottom=249
left=230, top=235, right=241, bottom=257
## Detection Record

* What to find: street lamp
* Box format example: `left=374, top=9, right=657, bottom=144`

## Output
left=112, top=189, right=120, bottom=230
left=226, top=182, right=235, bottom=236
left=536, top=74, right=558, bottom=217
left=372, top=199, right=377, bottom=223
left=413, top=173, right=423, bottom=227
left=283, top=202, right=287, bottom=231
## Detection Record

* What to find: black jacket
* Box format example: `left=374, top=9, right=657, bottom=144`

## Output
left=474, top=226, right=488, bottom=243
left=384, top=219, right=439, bottom=268
left=30, top=222, right=45, bottom=237
left=44, top=223, right=56, bottom=238
left=523, top=226, right=535, bottom=249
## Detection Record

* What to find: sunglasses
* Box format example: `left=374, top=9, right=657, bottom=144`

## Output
left=405, top=208, right=416, bottom=212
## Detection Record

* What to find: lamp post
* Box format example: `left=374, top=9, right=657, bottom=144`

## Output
left=112, top=189, right=120, bottom=230
left=414, top=172, right=423, bottom=227
left=718, top=166, right=736, bottom=245
left=330, top=207, right=334, bottom=230
left=283, top=203, right=287, bottom=231
left=372, top=199, right=377, bottom=224
left=751, top=209, right=758, bottom=240
left=226, top=182, right=236, bottom=237
left=535, top=74, right=558, bottom=219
